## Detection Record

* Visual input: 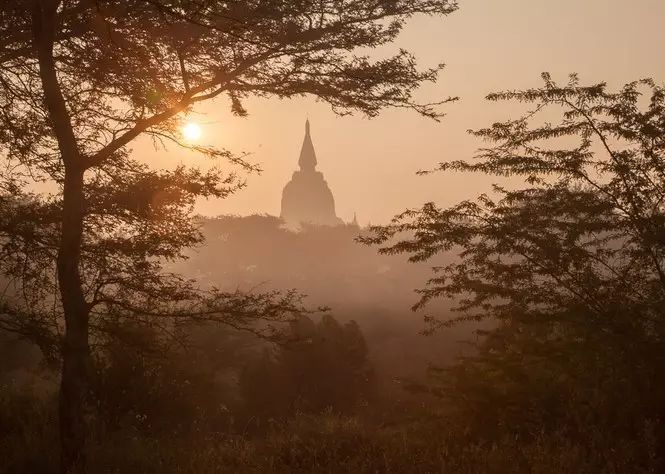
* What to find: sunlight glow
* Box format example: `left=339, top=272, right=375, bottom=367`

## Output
left=182, top=122, right=202, bottom=142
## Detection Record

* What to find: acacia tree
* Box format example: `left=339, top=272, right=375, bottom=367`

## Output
left=363, top=74, right=665, bottom=433
left=0, top=0, right=457, bottom=471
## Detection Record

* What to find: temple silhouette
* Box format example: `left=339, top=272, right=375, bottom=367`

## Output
left=280, top=120, right=344, bottom=229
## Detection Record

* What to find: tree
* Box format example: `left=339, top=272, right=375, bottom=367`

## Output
left=362, top=75, right=665, bottom=440
left=240, top=314, right=373, bottom=422
left=0, top=1, right=457, bottom=471
left=96, top=321, right=256, bottom=434
left=279, top=315, right=373, bottom=414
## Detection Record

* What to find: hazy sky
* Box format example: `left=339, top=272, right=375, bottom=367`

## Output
left=136, top=0, right=665, bottom=225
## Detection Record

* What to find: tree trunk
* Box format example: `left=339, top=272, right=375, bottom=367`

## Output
left=32, top=2, right=91, bottom=472
left=57, top=166, right=90, bottom=474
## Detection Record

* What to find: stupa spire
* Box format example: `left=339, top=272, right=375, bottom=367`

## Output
left=298, top=119, right=317, bottom=172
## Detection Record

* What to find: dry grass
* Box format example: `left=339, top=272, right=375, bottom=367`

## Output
left=1, top=393, right=661, bottom=474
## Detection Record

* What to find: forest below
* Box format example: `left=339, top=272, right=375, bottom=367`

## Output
left=2, top=216, right=479, bottom=472
left=4, top=199, right=665, bottom=473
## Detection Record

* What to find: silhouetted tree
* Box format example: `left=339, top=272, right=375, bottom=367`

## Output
left=240, top=315, right=373, bottom=422
left=0, top=1, right=457, bottom=470
left=95, top=321, right=255, bottom=434
left=363, top=74, right=665, bottom=440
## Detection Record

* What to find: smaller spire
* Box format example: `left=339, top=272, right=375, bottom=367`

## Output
left=351, top=212, right=358, bottom=227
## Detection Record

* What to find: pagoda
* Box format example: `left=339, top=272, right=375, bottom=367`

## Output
left=280, top=120, right=343, bottom=228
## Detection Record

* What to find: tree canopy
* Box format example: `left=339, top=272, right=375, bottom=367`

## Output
left=365, top=74, right=665, bottom=332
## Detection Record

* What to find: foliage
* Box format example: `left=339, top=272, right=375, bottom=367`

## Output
left=240, top=314, right=374, bottom=422
left=362, top=74, right=665, bottom=441
left=93, top=322, right=254, bottom=434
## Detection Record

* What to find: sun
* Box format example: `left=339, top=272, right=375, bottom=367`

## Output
left=182, top=122, right=202, bottom=142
